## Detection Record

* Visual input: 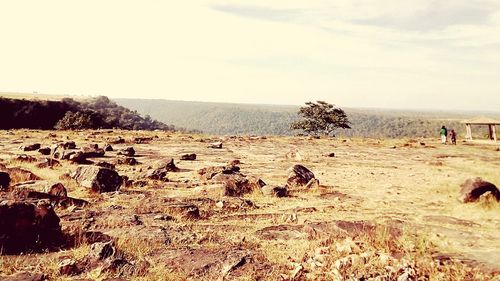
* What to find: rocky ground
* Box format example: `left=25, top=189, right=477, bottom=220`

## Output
left=0, top=130, right=499, bottom=281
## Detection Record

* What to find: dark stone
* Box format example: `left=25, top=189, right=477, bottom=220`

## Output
left=120, top=157, right=139, bottom=166
left=459, top=178, right=500, bottom=203
left=286, top=164, right=316, bottom=187
left=81, top=145, right=105, bottom=158
left=0, top=202, right=63, bottom=254
left=22, top=143, right=41, bottom=151
left=71, top=166, right=122, bottom=193
left=95, top=161, right=116, bottom=170
left=118, top=147, right=135, bottom=157
left=15, top=154, right=37, bottom=162
left=180, top=153, right=197, bottom=161
left=61, top=150, right=76, bottom=160
left=60, top=141, right=76, bottom=149
left=38, top=147, right=51, bottom=155
left=104, top=144, right=113, bottom=151
left=48, top=182, right=67, bottom=197
left=146, top=159, right=178, bottom=181
left=0, top=171, right=10, bottom=191
left=262, top=186, right=288, bottom=197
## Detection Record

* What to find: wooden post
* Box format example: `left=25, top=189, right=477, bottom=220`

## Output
left=466, top=124, right=472, bottom=141
left=493, top=125, right=497, bottom=142
left=489, top=125, right=493, bottom=140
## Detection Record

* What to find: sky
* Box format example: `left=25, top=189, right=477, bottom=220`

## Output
left=0, top=0, right=499, bottom=111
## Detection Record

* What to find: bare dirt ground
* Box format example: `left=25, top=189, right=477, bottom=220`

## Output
left=0, top=130, right=499, bottom=280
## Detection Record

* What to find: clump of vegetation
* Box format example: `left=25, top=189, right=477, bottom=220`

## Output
left=311, top=226, right=496, bottom=280
left=0, top=96, right=173, bottom=130
left=55, top=110, right=104, bottom=130
left=291, top=101, right=351, bottom=136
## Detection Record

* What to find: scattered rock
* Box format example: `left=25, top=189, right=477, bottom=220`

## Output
left=325, top=152, right=335, bottom=157
left=459, top=178, right=500, bottom=203
left=69, top=152, right=92, bottom=164
left=71, top=166, right=122, bottom=193
left=35, top=158, right=61, bottom=169
left=208, top=141, right=223, bottom=149
left=47, top=182, right=68, bottom=197
left=81, top=145, right=105, bottom=158
left=60, top=141, right=76, bottom=149
left=119, top=157, right=139, bottom=166
left=198, top=165, right=240, bottom=181
left=146, top=159, right=179, bottom=181
left=261, top=185, right=288, bottom=197
left=95, top=161, right=116, bottom=170
left=104, top=144, right=114, bottom=151
left=118, top=147, right=135, bottom=157
left=22, top=143, right=41, bottom=151
left=0, top=202, right=63, bottom=254
left=228, top=159, right=241, bottom=166
left=38, top=147, right=51, bottom=155
left=0, top=171, right=10, bottom=191
left=180, top=153, right=197, bottom=161
left=15, top=154, right=37, bottom=162
left=9, top=189, right=88, bottom=209
left=287, top=164, right=316, bottom=187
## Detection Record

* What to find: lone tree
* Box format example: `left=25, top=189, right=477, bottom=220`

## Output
left=291, top=101, right=351, bottom=136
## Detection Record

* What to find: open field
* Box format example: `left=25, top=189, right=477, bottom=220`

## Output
left=0, top=130, right=499, bottom=280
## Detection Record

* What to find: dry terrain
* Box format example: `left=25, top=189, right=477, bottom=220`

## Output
left=0, top=130, right=499, bottom=280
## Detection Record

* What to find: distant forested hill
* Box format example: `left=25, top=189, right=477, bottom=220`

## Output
left=0, top=95, right=173, bottom=131
left=115, top=98, right=500, bottom=138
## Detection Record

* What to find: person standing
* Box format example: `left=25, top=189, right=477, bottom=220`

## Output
left=450, top=129, right=457, bottom=145
left=440, top=126, right=448, bottom=144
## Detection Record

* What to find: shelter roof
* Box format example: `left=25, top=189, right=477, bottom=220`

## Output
left=462, top=116, right=500, bottom=125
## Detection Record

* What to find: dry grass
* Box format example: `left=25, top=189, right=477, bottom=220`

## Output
left=0, top=129, right=499, bottom=280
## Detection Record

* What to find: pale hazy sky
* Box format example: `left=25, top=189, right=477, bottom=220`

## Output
left=1, top=1, right=499, bottom=111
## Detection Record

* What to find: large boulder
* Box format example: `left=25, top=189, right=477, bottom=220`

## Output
left=0, top=171, right=10, bottom=191
left=0, top=202, right=63, bottom=254
left=71, top=166, right=122, bottom=193
left=286, top=164, right=316, bottom=187
left=459, top=178, right=500, bottom=203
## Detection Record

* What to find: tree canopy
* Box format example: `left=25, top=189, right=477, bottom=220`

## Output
left=290, top=101, right=351, bottom=136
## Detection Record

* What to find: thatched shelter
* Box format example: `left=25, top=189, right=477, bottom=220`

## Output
left=462, top=117, right=500, bottom=142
